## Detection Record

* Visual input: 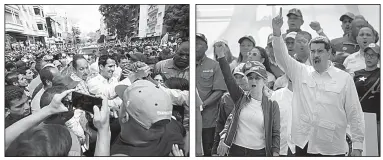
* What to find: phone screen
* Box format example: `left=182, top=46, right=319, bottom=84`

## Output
left=72, top=91, right=102, bottom=114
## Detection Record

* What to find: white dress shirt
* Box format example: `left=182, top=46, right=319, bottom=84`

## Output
left=273, top=35, right=365, bottom=155
left=271, top=87, right=296, bottom=155
left=87, top=74, right=131, bottom=108
left=343, top=50, right=365, bottom=75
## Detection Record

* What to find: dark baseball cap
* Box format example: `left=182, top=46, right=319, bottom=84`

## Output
left=287, top=8, right=303, bottom=18
left=339, top=12, right=355, bottom=21
left=238, top=35, right=256, bottom=46
left=196, top=33, right=208, bottom=45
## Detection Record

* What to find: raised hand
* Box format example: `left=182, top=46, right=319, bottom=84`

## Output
left=272, top=7, right=283, bottom=31
left=93, top=98, right=110, bottom=132
left=214, top=41, right=226, bottom=59
left=309, top=21, right=322, bottom=32
left=47, top=89, right=75, bottom=114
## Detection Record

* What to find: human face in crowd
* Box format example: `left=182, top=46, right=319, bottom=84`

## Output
left=119, top=58, right=130, bottom=67
left=364, top=49, right=379, bottom=68
left=239, top=39, right=254, bottom=56
left=341, top=17, right=353, bottom=35
left=173, top=43, right=190, bottom=69
left=234, top=74, right=250, bottom=91
left=17, top=74, right=28, bottom=87
left=310, top=43, right=331, bottom=73
left=285, top=38, right=295, bottom=56
left=100, top=58, right=116, bottom=80
left=294, top=34, right=310, bottom=58
left=75, top=58, right=90, bottom=81
left=25, top=69, right=34, bottom=80
left=287, top=15, right=303, bottom=30
left=144, top=46, right=152, bottom=54
left=196, top=38, right=208, bottom=61
left=247, top=48, right=264, bottom=63
left=247, top=72, right=266, bottom=98
left=8, top=93, right=30, bottom=116
left=351, top=18, right=368, bottom=39
left=177, top=38, right=183, bottom=44
left=356, top=27, right=375, bottom=50
left=154, top=74, right=164, bottom=84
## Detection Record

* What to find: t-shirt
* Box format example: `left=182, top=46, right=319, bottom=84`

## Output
left=353, top=68, right=380, bottom=122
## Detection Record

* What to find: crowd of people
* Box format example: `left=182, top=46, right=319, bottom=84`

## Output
left=196, top=7, right=380, bottom=157
left=5, top=35, right=190, bottom=156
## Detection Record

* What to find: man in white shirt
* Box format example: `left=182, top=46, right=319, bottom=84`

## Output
left=271, top=74, right=295, bottom=156
left=343, top=22, right=378, bottom=75
left=272, top=9, right=364, bottom=156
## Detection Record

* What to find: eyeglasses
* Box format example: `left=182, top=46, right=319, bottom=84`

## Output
left=365, top=53, right=379, bottom=59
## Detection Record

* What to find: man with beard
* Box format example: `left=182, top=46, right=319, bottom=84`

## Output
left=272, top=9, right=364, bottom=156
left=154, top=41, right=190, bottom=81
left=196, top=33, right=227, bottom=156
left=5, top=85, right=31, bottom=128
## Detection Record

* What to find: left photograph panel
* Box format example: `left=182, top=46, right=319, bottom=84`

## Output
left=4, top=4, right=190, bottom=157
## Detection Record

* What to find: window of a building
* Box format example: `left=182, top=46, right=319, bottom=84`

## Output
left=37, top=24, right=44, bottom=30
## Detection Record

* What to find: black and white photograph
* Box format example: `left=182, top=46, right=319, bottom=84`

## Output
left=196, top=5, right=380, bottom=157
left=4, top=4, right=190, bottom=157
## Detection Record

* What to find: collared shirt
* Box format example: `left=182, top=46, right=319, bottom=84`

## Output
left=87, top=74, right=131, bottom=108
left=343, top=51, right=366, bottom=75
left=196, top=55, right=227, bottom=128
left=271, top=87, right=296, bottom=155
left=31, top=88, right=45, bottom=114
left=273, top=35, right=365, bottom=155
left=331, top=36, right=360, bottom=55
left=154, top=58, right=190, bottom=81
left=71, top=73, right=91, bottom=95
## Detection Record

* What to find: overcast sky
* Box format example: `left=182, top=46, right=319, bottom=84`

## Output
left=47, top=5, right=101, bottom=34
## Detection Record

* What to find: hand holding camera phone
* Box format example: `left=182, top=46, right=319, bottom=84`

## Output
left=71, top=91, right=103, bottom=114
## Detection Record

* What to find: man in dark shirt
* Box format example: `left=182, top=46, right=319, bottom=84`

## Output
left=5, top=85, right=31, bottom=128
left=196, top=33, right=227, bottom=156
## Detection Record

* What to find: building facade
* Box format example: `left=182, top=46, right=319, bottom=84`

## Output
left=5, top=5, right=48, bottom=49
left=138, top=5, right=167, bottom=40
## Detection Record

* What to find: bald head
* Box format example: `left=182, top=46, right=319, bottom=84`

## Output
left=351, top=18, right=368, bottom=38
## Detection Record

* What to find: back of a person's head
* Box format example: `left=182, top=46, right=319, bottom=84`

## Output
left=40, top=86, right=73, bottom=124
left=5, top=124, right=72, bottom=156
left=39, top=66, right=56, bottom=86
left=165, top=77, right=189, bottom=91
left=35, top=59, right=48, bottom=73
left=5, top=85, right=24, bottom=109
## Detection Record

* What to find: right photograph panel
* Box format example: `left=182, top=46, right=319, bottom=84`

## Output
left=196, top=5, right=380, bottom=157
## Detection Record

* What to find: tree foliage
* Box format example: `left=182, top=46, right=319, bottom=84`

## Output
left=163, top=5, right=189, bottom=38
left=99, top=5, right=139, bottom=40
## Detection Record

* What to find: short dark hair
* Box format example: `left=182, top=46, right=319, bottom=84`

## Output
left=5, top=62, right=15, bottom=71
left=72, top=54, right=86, bottom=69
left=5, top=71, right=21, bottom=86
left=40, top=66, right=56, bottom=86
left=5, top=124, right=72, bottom=156
left=5, top=85, right=24, bottom=109
left=309, top=36, right=332, bottom=52
left=35, top=59, right=47, bottom=73
left=98, top=54, right=116, bottom=67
